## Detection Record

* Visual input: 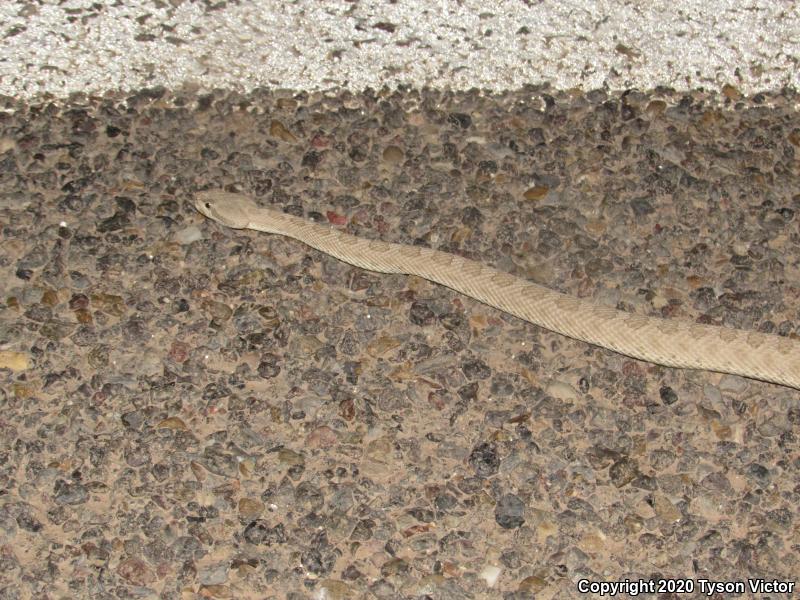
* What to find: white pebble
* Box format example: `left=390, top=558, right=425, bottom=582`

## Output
left=175, top=225, right=203, bottom=245
left=479, top=565, right=502, bottom=587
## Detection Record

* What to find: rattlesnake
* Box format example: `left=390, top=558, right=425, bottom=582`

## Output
left=195, top=190, right=800, bottom=390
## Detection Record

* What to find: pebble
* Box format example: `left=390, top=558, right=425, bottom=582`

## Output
left=116, top=557, right=154, bottom=586
left=175, top=225, right=202, bottom=244
left=382, top=145, right=404, bottom=165
left=523, top=185, right=548, bottom=201
left=494, top=494, right=525, bottom=529
left=469, top=442, right=500, bottom=477
left=197, top=563, right=229, bottom=586
left=479, top=565, right=502, bottom=587
left=270, top=120, right=297, bottom=142
left=0, top=350, right=29, bottom=371
left=545, top=380, right=578, bottom=401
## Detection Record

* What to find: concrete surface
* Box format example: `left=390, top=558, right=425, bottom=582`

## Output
left=0, top=0, right=798, bottom=99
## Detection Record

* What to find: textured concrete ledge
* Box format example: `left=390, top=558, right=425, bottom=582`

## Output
left=1, top=0, right=798, bottom=99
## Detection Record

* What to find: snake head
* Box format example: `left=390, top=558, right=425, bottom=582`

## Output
left=195, top=191, right=252, bottom=229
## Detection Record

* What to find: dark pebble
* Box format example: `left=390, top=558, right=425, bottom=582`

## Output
left=243, top=520, right=288, bottom=546
left=609, top=457, right=640, bottom=488
left=53, top=480, right=89, bottom=505
left=495, top=493, right=525, bottom=529
left=257, top=353, right=282, bottom=378
left=461, top=358, right=491, bottom=380
left=448, top=112, right=472, bottom=129
left=409, top=300, right=435, bottom=326
left=468, top=442, right=500, bottom=477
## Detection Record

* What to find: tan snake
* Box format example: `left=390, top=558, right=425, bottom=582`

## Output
left=195, top=190, right=800, bottom=390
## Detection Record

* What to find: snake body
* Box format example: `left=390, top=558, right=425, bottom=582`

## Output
left=195, top=191, right=800, bottom=390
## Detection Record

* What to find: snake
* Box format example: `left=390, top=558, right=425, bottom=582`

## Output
left=195, top=190, right=800, bottom=390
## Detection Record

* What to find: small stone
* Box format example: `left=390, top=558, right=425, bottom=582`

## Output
left=365, top=436, right=392, bottom=463
left=615, top=43, right=641, bottom=58
left=659, top=385, right=678, bottom=405
left=239, top=458, right=255, bottom=477
left=166, top=535, right=202, bottom=564
left=721, top=84, right=740, bottom=100
left=546, top=380, right=578, bottom=401
left=382, top=145, right=404, bottom=164
left=13, top=383, right=35, bottom=399
left=117, top=557, right=154, bottom=586
left=91, top=293, right=126, bottom=316
left=238, top=498, right=265, bottom=519
left=0, top=350, right=29, bottom=371
left=175, top=225, right=202, bottom=244
left=301, top=150, right=323, bottom=168
left=409, top=301, right=435, bottom=326
left=718, top=374, right=747, bottom=393
left=96, top=210, right=130, bottom=233
left=578, top=530, right=608, bottom=554
left=448, top=112, right=471, bottom=129
left=41, top=288, right=59, bottom=306
left=243, top=520, right=287, bottom=546
left=306, top=425, right=338, bottom=448
left=367, top=335, right=401, bottom=355
left=169, top=340, right=189, bottom=362
left=157, top=416, right=188, bottom=430
left=218, top=268, right=266, bottom=293
left=327, top=210, right=347, bottom=226
left=495, top=493, right=525, bottom=529
left=339, top=397, right=355, bottom=420
left=121, top=410, right=145, bottom=429
left=646, top=100, right=666, bottom=115
left=53, top=480, right=89, bottom=505
left=257, top=305, right=280, bottom=327
left=75, top=308, right=92, bottom=324
left=652, top=492, right=682, bottom=524
left=40, top=319, right=75, bottom=340
left=199, top=584, right=232, bottom=598
left=294, top=335, right=323, bottom=355
left=278, top=449, right=305, bottom=467
left=584, top=257, right=613, bottom=277
left=523, top=186, right=548, bottom=201
left=380, top=558, right=409, bottom=577
left=87, top=345, right=109, bottom=368
left=469, top=442, right=500, bottom=477
left=270, top=120, right=297, bottom=142
left=609, top=457, right=639, bottom=488
left=202, top=300, right=233, bottom=322
left=630, top=197, right=654, bottom=216
left=479, top=565, right=502, bottom=587
left=257, top=353, right=281, bottom=378
left=462, top=358, right=491, bottom=380
left=198, top=445, right=239, bottom=478
left=198, top=563, right=229, bottom=586
left=318, top=580, right=353, bottom=600
left=518, top=575, right=547, bottom=593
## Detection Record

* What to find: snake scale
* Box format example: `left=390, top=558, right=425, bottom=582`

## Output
left=195, top=190, right=800, bottom=390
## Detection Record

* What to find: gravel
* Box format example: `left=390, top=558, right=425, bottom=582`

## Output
left=0, top=85, right=798, bottom=597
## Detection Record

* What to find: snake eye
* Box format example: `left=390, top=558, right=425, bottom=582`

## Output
left=205, top=202, right=211, bottom=209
